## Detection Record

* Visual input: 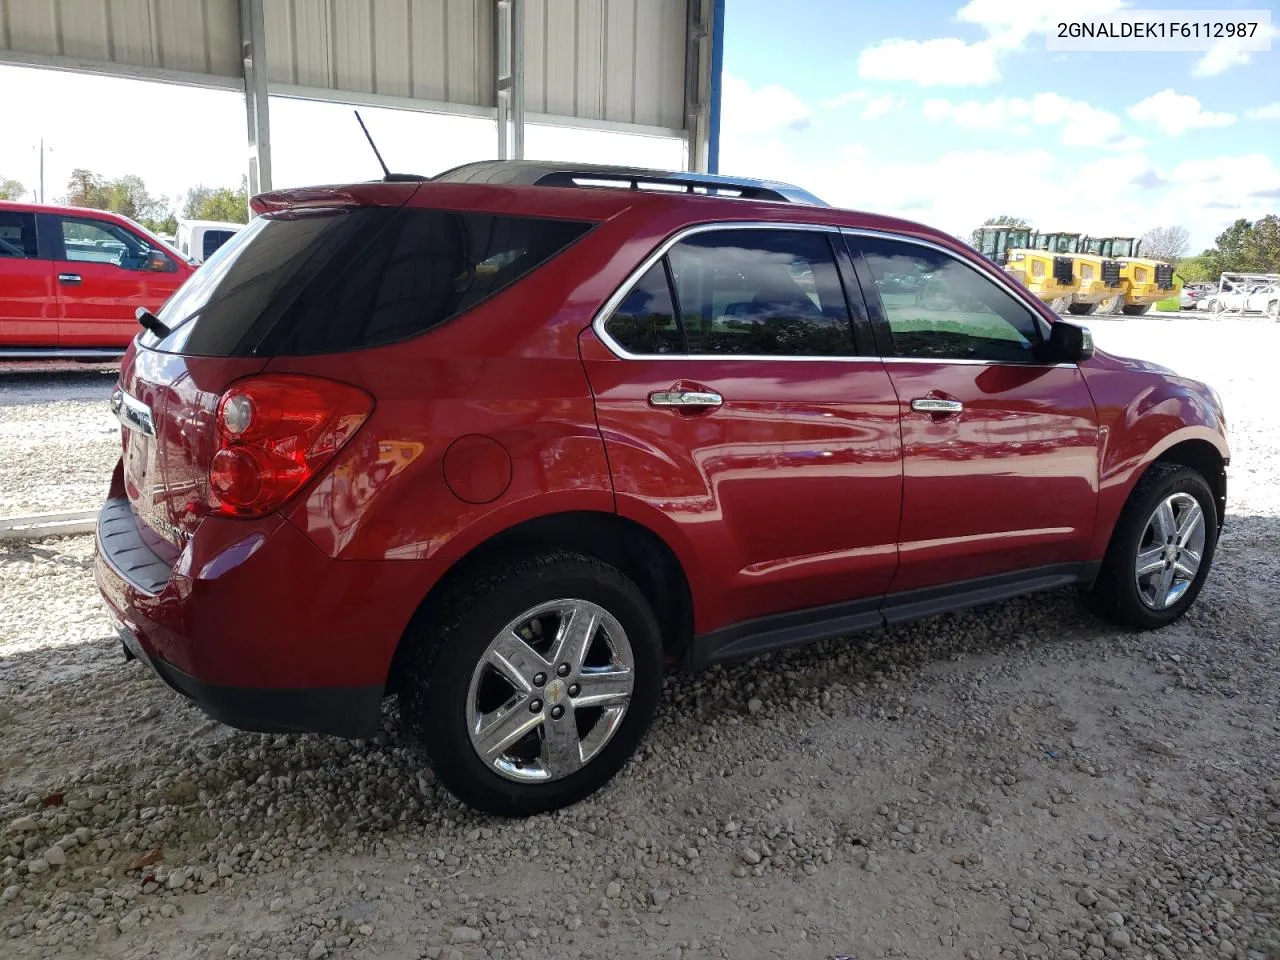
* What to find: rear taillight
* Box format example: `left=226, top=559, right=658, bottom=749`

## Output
left=209, top=375, right=373, bottom=517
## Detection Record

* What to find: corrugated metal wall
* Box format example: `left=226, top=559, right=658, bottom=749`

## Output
left=0, top=0, right=688, bottom=129
left=0, top=0, right=242, bottom=78
left=525, top=0, right=685, bottom=129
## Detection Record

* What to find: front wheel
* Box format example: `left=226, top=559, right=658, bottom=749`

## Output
left=1084, top=463, right=1218, bottom=629
left=398, top=552, right=663, bottom=816
left=1267, top=300, right=1279, bottom=321
left=1098, top=293, right=1125, bottom=316
left=1121, top=303, right=1151, bottom=316
left=1067, top=302, right=1098, bottom=316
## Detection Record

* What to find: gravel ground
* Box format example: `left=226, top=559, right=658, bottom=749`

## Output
left=0, top=363, right=118, bottom=517
left=2, top=318, right=1278, bottom=960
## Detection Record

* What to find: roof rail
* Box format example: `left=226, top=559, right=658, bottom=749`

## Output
left=431, top=160, right=828, bottom=206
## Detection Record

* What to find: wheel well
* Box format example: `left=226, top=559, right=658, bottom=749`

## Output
left=1155, top=440, right=1226, bottom=526
left=387, top=512, right=694, bottom=692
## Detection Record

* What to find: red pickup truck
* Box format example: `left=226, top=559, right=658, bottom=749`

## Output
left=0, top=200, right=194, bottom=359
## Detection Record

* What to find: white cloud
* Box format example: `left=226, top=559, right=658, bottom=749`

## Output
left=923, top=93, right=1139, bottom=150
left=1128, top=89, right=1236, bottom=137
left=823, top=89, right=868, bottom=109
left=858, top=37, right=1002, bottom=86
left=956, top=0, right=1131, bottom=49
left=719, top=118, right=1276, bottom=252
left=857, top=0, right=1130, bottom=87
left=719, top=72, right=812, bottom=137
left=1246, top=102, right=1280, bottom=121
left=861, top=94, right=899, bottom=121
left=1192, top=26, right=1278, bottom=77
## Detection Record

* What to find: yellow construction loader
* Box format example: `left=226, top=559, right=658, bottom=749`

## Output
left=1078, top=237, right=1179, bottom=316
left=1001, top=231, right=1082, bottom=311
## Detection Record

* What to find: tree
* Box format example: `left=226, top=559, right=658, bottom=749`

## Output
left=1175, top=254, right=1218, bottom=284
left=182, top=176, right=249, bottom=224
left=1140, top=225, right=1190, bottom=262
left=63, top=168, right=109, bottom=208
left=1241, top=214, right=1280, bottom=273
left=102, top=173, right=166, bottom=223
left=0, top=177, right=25, bottom=201
left=971, top=214, right=1031, bottom=244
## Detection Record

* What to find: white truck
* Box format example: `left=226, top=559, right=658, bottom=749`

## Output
left=175, top=219, right=243, bottom=264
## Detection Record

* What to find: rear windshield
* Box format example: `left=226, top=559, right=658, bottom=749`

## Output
left=143, top=207, right=593, bottom=356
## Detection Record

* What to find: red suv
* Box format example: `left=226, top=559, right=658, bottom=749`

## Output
left=0, top=201, right=192, bottom=358
left=95, top=163, right=1228, bottom=816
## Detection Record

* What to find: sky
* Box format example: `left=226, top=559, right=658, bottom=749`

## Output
left=0, top=0, right=1276, bottom=251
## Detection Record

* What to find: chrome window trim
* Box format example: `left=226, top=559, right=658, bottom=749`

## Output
left=589, top=221, right=883, bottom=364
left=589, top=221, right=1077, bottom=370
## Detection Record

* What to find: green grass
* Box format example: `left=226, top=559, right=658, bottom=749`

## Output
left=1155, top=297, right=1180, bottom=311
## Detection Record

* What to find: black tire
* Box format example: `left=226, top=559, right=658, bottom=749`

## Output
left=1121, top=303, right=1151, bottom=316
left=398, top=551, right=663, bottom=817
left=1067, top=302, right=1098, bottom=316
left=1084, top=463, right=1218, bottom=629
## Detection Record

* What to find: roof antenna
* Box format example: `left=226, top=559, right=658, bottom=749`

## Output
left=353, top=110, right=426, bottom=183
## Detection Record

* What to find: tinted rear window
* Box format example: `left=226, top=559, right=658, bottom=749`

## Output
left=143, top=207, right=592, bottom=356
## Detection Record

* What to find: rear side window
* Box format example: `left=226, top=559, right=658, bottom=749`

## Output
left=145, top=208, right=592, bottom=357
left=0, top=211, right=37, bottom=258
left=669, top=229, right=854, bottom=357
left=605, top=229, right=856, bottom=358
left=603, top=262, right=683, bottom=355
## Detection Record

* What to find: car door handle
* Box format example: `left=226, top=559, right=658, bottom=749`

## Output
left=911, top=398, right=964, bottom=414
left=58, top=273, right=81, bottom=284
left=649, top=390, right=723, bottom=409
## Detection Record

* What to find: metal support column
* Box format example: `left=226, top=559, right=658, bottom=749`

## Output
left=684, top=0, right=713, bottom=173
left=495, top=0, right=526, bottom=160
left=239, top=0, right=272, bottom=202
left=707, top=0, right=725, bottom=174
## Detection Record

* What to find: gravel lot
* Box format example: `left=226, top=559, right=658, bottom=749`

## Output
left=2, top=317, right=1278, bottom=960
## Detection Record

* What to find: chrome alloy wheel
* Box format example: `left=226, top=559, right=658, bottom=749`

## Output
left=1134, top=492, right=1206, bottom=610
left=466, top=599, right=635, bottom=783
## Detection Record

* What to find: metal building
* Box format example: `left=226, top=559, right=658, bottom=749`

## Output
left=0, top=0, right=725, bottom=194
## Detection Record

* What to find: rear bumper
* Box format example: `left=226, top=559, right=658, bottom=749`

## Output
left=94, top=487, right=448, bottom=739
left=116, top=621, right=382, bottom=737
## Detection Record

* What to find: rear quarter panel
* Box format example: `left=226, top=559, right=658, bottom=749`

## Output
left=269, top=205, right=677, bottom=565
left=1080, top=354, right=1228, bottom=559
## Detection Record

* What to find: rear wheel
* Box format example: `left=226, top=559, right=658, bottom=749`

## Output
left=398, top=552, right=663, bottom=816
left=1267, top=300, right=1279, bottom=321
left=1208, top=299, right=1225, bottom=316
left=1085, top=463, right=1217, bottom=629
left=1067, top=302, right=1097, bottom=316
left=1049, top=295, right=1072, bottom=314
left=1121, top=303, right=1151, bottom=316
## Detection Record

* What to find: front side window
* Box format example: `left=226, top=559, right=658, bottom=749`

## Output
left=59, top=217, right=152, bottom=269
left=0, top=212, right=37, bottom=258
left=666, top=229, right=855, bottom=357
left=859, top=237, right=1045, bottom=363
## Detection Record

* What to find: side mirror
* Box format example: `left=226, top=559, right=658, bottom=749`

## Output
left=1044, top=320, right=1094, bottom=363
left=145, top=250, right=176, bottom=273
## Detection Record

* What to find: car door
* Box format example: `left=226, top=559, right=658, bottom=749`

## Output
left=844, top=231, right=1100, bottom=603
left=0, top=209, right=57, bottom=348
left=52, top=213, right=181, bottom=348
left=579, top=224, right=903, bottom=650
